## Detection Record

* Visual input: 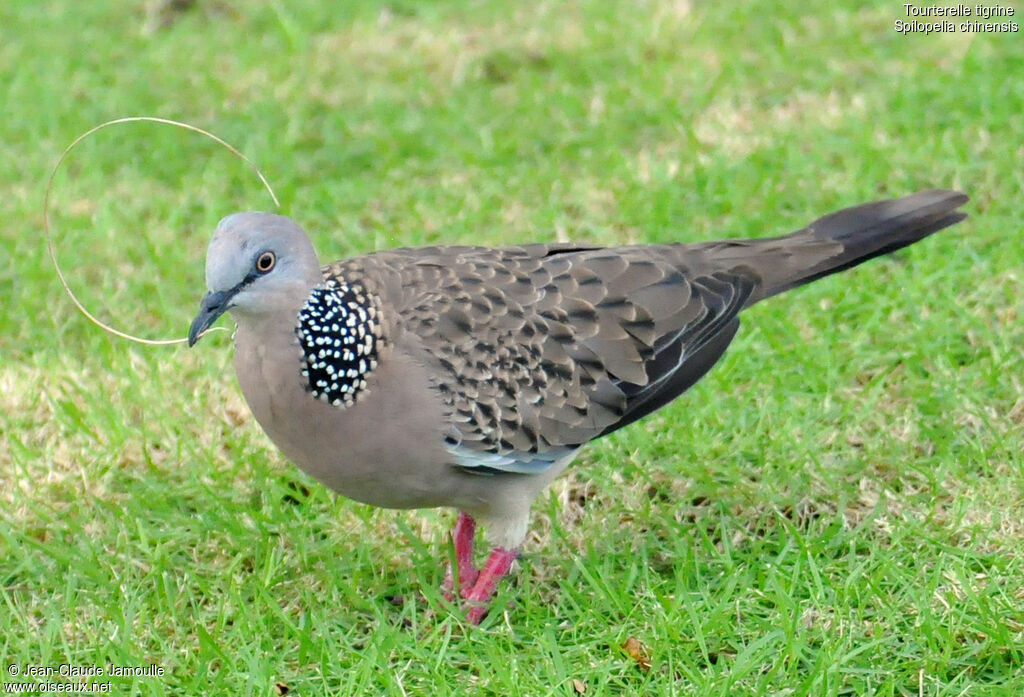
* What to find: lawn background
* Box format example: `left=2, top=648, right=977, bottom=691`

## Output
left=2, top=1, right=1022, bottom=695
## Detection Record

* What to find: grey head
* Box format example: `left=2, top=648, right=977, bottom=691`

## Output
left=188, top=212, right=323, bottom=346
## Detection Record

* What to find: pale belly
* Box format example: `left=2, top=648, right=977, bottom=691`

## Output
left=234, top=332, right=466, bottom=510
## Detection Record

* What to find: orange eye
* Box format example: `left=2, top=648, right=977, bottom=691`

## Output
left=256, top=251, right=276, bottom=273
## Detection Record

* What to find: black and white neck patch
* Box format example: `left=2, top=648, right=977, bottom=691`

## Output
left=295, top=280, right=383, bottom=408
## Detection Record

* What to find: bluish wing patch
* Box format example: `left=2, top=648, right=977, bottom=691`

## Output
left=447, top=441, right=580, bottom=476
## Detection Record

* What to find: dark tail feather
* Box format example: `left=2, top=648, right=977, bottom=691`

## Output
left=758, top=189, right=969, bottom=300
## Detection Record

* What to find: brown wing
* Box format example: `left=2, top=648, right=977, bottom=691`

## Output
left=327, top=243, right=754, bottom=473
left=318, top=190, right=969, bottom=474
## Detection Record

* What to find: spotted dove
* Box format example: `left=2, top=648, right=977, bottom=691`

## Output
left=189, top=189, right=968, bottom=624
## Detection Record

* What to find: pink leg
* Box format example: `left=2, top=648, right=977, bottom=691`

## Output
left=464, top=546, right=519, bottom=625
left=442, top=512, right=479, bottom=601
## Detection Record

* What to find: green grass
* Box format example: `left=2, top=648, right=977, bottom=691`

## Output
left=2, top=0, right=1023, bottom=694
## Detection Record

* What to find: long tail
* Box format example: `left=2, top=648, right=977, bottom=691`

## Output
left=713, top=189, right=969, bottom=304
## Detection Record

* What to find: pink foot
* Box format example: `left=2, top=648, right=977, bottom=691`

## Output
left=442, top=511, right=479, bottom=601
left=464, top=546, right=519, bottom=625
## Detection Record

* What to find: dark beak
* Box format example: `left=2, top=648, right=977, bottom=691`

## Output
left=188, top=288, right=236, bottom=346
